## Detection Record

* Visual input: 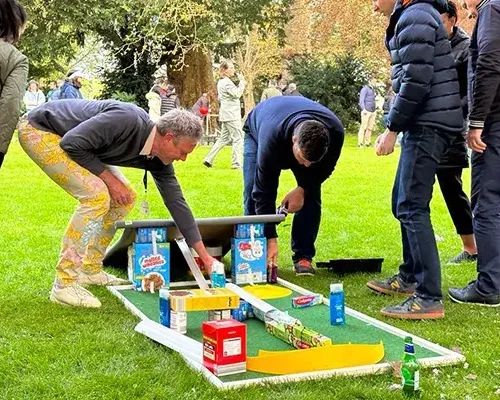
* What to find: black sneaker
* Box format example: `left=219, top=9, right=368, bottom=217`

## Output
left=203, top=160, right=212, bottom=168
left=448, top=281, right=500, bottom=307
left=447, top=251, right=478, bottom=264
left=381, top=295, right=444, bottom=320
left=367, top=274, right=416, bottom=296
left=294, top=259, right=316, bottom=276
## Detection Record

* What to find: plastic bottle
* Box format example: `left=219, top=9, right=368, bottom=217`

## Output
left=211, top=261, right=226, bottom=288
left=401, top=336, right=421, bottom=398
left=159, top=288, right=170, bottom=327
left=329, top=283, right=345, bottom=326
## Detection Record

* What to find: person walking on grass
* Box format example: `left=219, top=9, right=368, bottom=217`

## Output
left=260, top=79, right=282, bottom=102
left=18, top=100, right=222, bottom=308
left=243, top=96, right=344, bottom=275
left=438, top=1, right=477, bottom=264
left=449, top=0, right=500, bottom=307
left=358, top=77, right=378, bottom=147
left=368, top=0, right=464, bottom=320
left=0, top=0, right=28, bottom=169
left=203, top=61, right=245, bottom=169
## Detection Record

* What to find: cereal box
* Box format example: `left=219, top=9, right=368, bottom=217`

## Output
left=127, top=242, right=170, bottom=291
left=231, top=238, right=267, bottom=284
left=233, top=223, right=265, bottom=239
left=135, top=227, right=167, bottom=244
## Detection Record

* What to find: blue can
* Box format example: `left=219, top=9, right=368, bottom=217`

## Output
left=329, top=283, right=345, bottom=326
left=159, top=288, right=170, bottom=327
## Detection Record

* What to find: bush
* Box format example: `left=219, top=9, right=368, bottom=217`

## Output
left=109, top=91, right=137, bottom=104
left=289, top=52, right=370, bottom=129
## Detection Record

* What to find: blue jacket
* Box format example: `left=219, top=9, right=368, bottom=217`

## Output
left=359, top=85, right=376, bottom=112
left=468, top=0, right=500, bottom=129
left=386, top=0, right=463, bottom=133
left=244, top=96, right=344, bottom=238
left=60, top=81, right=83, bottom=100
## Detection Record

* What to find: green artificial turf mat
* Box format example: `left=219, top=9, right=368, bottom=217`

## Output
left=119, top=286, right=440, bottom=382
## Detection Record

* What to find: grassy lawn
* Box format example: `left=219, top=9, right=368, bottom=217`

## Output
left=1, top=134, right=499, bottom=400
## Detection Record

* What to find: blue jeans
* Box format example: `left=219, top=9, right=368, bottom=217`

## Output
left=243, top=134, right=321, bottom=262
left=393, top=126, right=452, bottom=301
left=471, top=121, right=500, bottom=295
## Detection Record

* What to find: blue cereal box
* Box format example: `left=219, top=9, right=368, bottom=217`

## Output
left=136, top=227, right=168, bottom=243
left=233, top=223, right=265, bottom=239
left=231, top=237, right=267, bottom=284
left=128, top=242, right=170, bottom=291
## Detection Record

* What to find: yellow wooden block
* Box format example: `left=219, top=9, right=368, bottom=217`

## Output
left=169, top=288, right=239, bottom=312
left=247, top=342, right=385, bottom=375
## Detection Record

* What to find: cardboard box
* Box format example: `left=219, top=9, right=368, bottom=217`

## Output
left=135, top=227, right=168, bottom=243
left=202, top=319, right=247, bottom=376
left=231, top=238, right=267, bottom=284
left=127, top=242, right=170, bottom=291
left=169, top=288, right=239, bottom=312
left=233, top=223, right=265, bottom=239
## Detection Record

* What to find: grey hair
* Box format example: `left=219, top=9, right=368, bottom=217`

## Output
left=156, top=108, right=203, bottom=141
left=288, top=83, right=297, bottom=91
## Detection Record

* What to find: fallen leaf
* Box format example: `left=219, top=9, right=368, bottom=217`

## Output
left=388, top=383, right=402, bottom=391
left=465, top=374, right=477, bottom=380
left=390, top=361, right=402, bottom=379
left=464, top=362, right=469, bottom=369
left=433, top=368, right=441, bottom=376
left=452, top=346, right=463, bottom=354
left=495, top=388, right=500, bottom=395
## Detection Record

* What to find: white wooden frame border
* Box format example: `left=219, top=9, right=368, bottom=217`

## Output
left=108, top=279, right=465, bottom=390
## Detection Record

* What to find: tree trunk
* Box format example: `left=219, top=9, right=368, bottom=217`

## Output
left=167, top=48, right=217, bottom=113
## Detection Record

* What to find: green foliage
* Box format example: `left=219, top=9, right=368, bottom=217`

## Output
left=108, top=91, right=137, bottom=104
left=289, top=52, right=370, bottom=128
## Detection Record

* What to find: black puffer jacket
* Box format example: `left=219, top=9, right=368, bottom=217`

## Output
left=440, top=26, right=470, bottom=168
left=385, top=0, right=464, bottom=135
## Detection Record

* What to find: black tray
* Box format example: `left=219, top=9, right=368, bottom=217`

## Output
left=316, top=258, right=383, bottom=274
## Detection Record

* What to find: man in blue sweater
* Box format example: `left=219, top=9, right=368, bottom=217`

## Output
left=243, top=96, right=344, bottom=275
left=368, top=0, right=464, bottom=319
left=449, top=0, right=500, bottom=307
left=358, top=77, right=378, bottom=147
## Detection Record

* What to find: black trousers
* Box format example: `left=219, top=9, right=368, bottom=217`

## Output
left=436, top=167, right=473, bottom=236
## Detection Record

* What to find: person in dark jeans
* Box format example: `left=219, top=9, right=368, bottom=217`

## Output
left=449, top=0, right=500, bottom=307
left=368, top=0, right=463, bottom=319
left=243, top=96, right=344, bottom=275
left=438, top=1, right=477, bottom=264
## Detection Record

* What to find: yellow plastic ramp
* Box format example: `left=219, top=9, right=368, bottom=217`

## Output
left=247, top=342, right=384, bottom=375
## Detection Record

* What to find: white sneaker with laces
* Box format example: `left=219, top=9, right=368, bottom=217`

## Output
left=78, top=271, right=129, bottom=287
left=50, top=284, right=102, bottom=308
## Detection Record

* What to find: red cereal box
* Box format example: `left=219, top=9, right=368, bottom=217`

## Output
left=202, top=319, right=246, bottom=376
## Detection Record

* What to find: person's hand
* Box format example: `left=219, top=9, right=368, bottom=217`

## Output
left=107, top=179, right=134, bottom=206
left=375, top=129, right=398, bottom=156
left=467, top=128, right=486, bottom=153
left=204, top=257, right=222, bottom=275
left=267, top=238, right=278, bottom=264
left=281, top=187, right=305, bottom=213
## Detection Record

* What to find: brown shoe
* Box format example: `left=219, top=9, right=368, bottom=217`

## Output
left=367, top=274, right=416, bottom=296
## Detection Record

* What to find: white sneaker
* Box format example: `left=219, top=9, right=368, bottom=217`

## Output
left=78, top=271, right=129, bottom=287
left=50, top=284, right=102, bottom=308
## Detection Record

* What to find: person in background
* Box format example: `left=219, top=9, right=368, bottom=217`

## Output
left=284, top=83, right=303, bottom=97
left=161, top=84, right=181, bottom=115
left=437, top=1, right=477, bottom=264
left=358, top=77, right=377, bottom=147
left=23, top=80, right=46, bottom=114
left=146, top=78, right=168, bottom=122
left=368, top=0, right=463, bottom=320
left=48, top=79, right=64, bottom=101
left=18, top=100, right=222, bottom=308
left=0, top=0, right=28, bottom=169
left=59, top=70, right=84, bottom=99
left=192, top=92, right=210, bottom=119
left=260, top=79, right=282, bottom=102
left=46, top=81, right=58, bottom=101
left=203, top=60, right=245, bottom=169
left=449, top=0, right=500, bottom=307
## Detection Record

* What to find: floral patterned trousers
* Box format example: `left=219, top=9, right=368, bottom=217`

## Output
left=18, top=122, right=136, bottom=286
